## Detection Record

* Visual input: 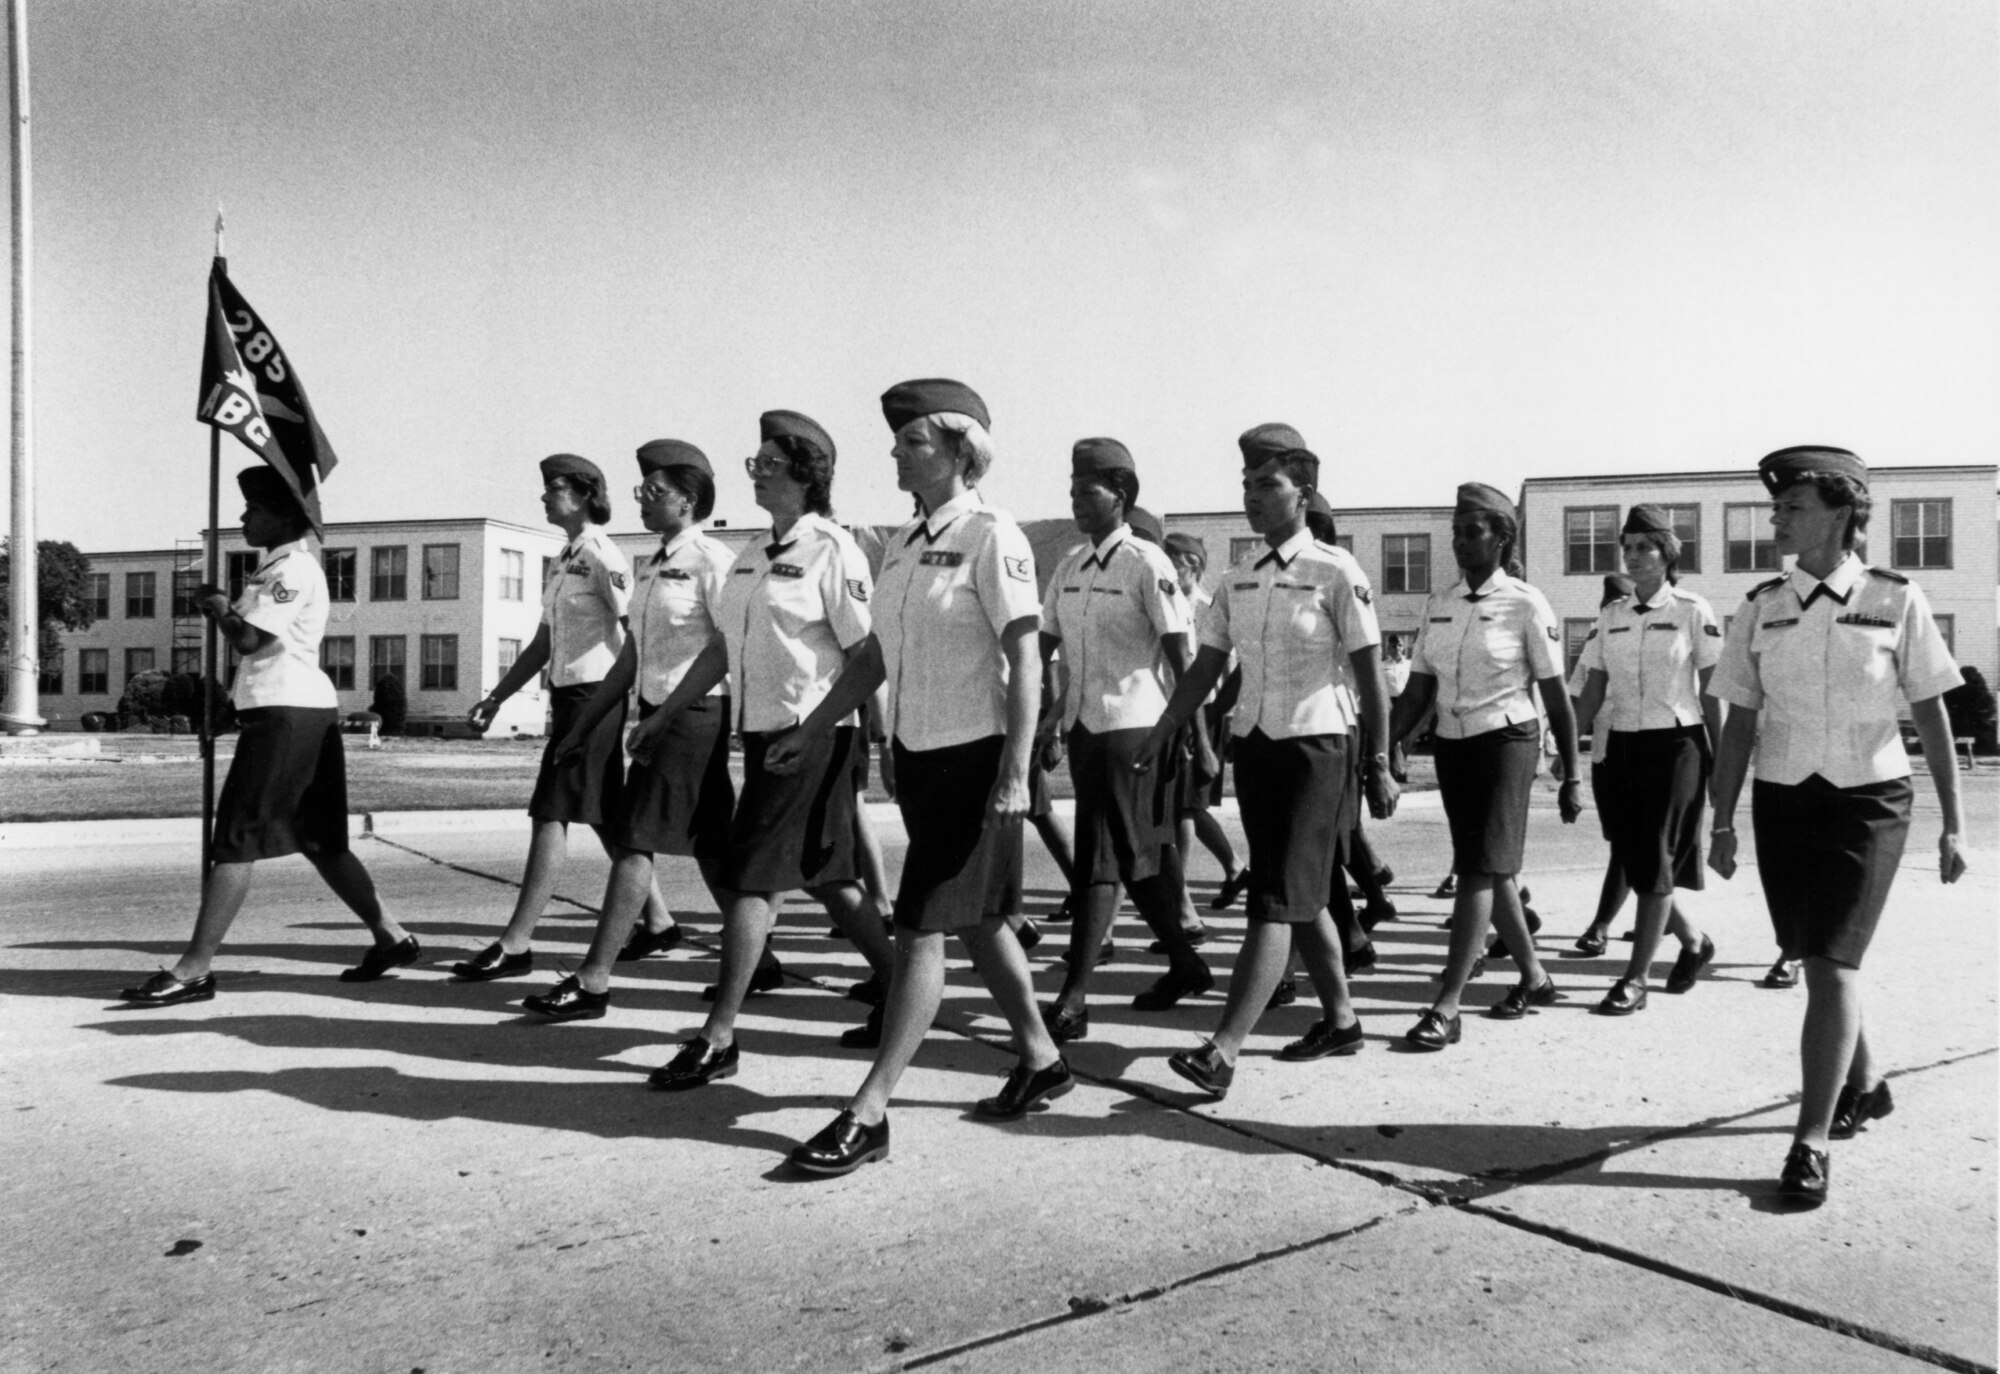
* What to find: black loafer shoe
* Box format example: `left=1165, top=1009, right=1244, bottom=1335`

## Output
left=1265, top=978, right=1298, bottom=1010
left=120, top=970, right=216, bottom=1006
left=1343, top=942, right=1378, bottom=976
left=648, top=1036, right=739, bottom=1090
left=1278, top=1017, right=1365, bottom=1061
left=1572, top=927, right=1608, bottom=957
left=1210, top=869, right=1252, bottom=910
left=1405, top=1009, right=1462, bottom=1050
left=616, top=925, right=684, bottom=962
left=1374, top=864, right=1395, bottom=888
left=1059, top=940, right=1117, bottom=967
left=1665, top=936, right=1715, bottom=994
left=1778, top=1141, right=1830, bottom=1205
left=788, top=1110, right=889, bottom=1175
left=523, top=974, right=610, bottom=1021
left=1147, top=926, right=1210, bottom=952
left=839, top=1002, right=885, bottom=1049
left=845, top=972, right=887, bottom=1005
left=1359, top=900, right=1397, bottom=932
left=1047, top=895, right=1074, bottom=923
left=1432, top=874, right=1457, bottom=899
left=1596, top=978, right=1647, bottom=1016
left=975, top=1057, right=1074, bottom=1119
left=1761, top=957, right=1801, bottom=989
left=341, top=935, right=422, bottom=983
left=1132, top=964, right=1215, bottom=1011
left=702, top=959, right=784, bottom=1002
left=1489, top=977, right=1561, bottom=1020
left=1015, top=918, right=1042, bottom=952
left=1167, top=1043, right=1234, bottom=1098
left=1041, top=1002, right=1090, bottom=1043
left=1831, top=1080, right=1895, bottom=1139
left=451, top=942, right=533, bottom=982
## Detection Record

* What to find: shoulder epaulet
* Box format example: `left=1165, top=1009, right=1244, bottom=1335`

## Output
left=1867, top=567, right=1909, bottom=585
left=1747, top=576, right=1785, bottom=600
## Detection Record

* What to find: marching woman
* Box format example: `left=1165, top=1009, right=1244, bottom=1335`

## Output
left=1708, top=446, right=1965, bottom=1205
left=644, top=411, right=897, bottom=1086
left=788, top=379, right=1069, bottom=1174
left=121, top=468, right=417, bottom=1004
left=1389, top=483, right=1583, bottom=1051
left=516, top=441, right=736, bottom=1020
left=1161, top=531, right=1250, bottom=916
left=1570, top=505, right=1721, bottom=1013
left=1139, top=427, right=1398, bottom=1099
left=1035, top=443, right=1214, bottom=1041
left=456, top=454, right=683, bottom=981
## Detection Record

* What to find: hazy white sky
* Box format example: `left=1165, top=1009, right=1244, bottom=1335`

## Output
left=10, top=0, right=1998, bottom=548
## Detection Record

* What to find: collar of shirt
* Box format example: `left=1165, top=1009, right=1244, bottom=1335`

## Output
left=254, top=540, right=307, bottom=575
left=908, top=490, right=982, bottom=545
left=1083, top=523, right=1133, bottom=569
left=1253, top=526, right=1315, bottom=570
left=1457, top=569, right=1514, bottom=601
left=651, top=528, right=701, bottom=566
left=1788, top=552, right=1865, bottom=609
left=1630, top=584, right=1674, bottom=614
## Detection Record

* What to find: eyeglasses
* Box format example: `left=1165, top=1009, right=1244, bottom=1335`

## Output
left=744, top=453, right=789, bottom=477
left=633, top=484, right=676, bottom=503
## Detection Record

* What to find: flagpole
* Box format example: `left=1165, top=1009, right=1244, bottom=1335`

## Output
left=0, top=0, right=41, bottom=736
left=201, top=210, right=224, bottom=874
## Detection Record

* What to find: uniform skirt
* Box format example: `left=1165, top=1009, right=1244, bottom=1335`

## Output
left=1752, top=774, right=1912, bottom=969
left=611, top=695, right=734, bottom=863
left=1069, top=724, right=1177, bottom=885
left=1169, top=707, right=1229, bottom=814
left=718, top=725, right=861, bottom=893
left=890, top=734, right=1023, bottom=932
left=1592, top=724, right=1707, bottom=894
left=213, top=706, right=350, bottom=863
left=1234, top=728, right=1355, bottom=924
left=529, top=682, right=627, bottom=827
left=1433, top=719, right=1539, bottom=876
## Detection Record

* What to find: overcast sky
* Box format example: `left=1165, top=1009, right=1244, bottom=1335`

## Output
left=9, top=0, right=1998, bottom=549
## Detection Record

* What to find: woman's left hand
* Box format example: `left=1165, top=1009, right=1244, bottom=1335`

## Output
left=1557, top=778, right=1583, bottom=824
left=987, top=768, right=1030, bottom=828
left=1940, top=830, right=1967, bottom=884
left=763, top=726, right=811, bottom=776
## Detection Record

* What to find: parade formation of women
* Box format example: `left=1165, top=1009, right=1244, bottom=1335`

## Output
left=115, top=381, right=1969, bottom=1207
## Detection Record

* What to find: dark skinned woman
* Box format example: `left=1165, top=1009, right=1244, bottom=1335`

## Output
left=1708, top=446, right=1965, bottom=1205
left=1390, top=483, right=1582, bottom=1051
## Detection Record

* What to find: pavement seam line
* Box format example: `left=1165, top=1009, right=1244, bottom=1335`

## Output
left=1452, top=1199, right=1997, bottom=1374
left=892, top=1205, right=1423, bottom=1372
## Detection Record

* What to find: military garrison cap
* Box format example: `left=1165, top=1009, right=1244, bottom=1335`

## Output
left=1455, top=482, right=1515, bottom=521
left=880, top=379, right=990, bottom=433
left=636, top=439, right=710, bottom=478
left=539, top=453, right=605, bottom=489
left=1622, top=504, right=1672, bottom=536
left=1758, top=445, right=1867, bottom=494
left=1238, top=423, right=1307, bottom=463
left=1071, top=437, right=1135, bottom=477
left=1127, top=506, right=1164, bottom=544
left=759, top=410, right=835, bottom=463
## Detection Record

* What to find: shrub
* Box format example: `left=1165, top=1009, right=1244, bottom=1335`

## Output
left=117, top=669, right=172, bottom=724
left=370, top=674, right=407, bottom=735
left=1944, top=665, right=1998, bottom=755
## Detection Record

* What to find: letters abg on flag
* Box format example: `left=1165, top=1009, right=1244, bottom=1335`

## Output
left=196, top=261, right=339, bottom=534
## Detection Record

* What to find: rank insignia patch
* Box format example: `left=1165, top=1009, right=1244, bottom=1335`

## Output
left=1354, top=585, right=1373, bottom=604
left=1004, top=557, right=1031, bottom=581
left=847, top=579, right=869, bottom=601
left=610, top=572, right=628, bottom=590
left=270, top=582, right=294, bottom=603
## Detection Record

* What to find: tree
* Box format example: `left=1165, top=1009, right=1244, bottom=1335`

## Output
left=0, top=539, right=98, bottom=667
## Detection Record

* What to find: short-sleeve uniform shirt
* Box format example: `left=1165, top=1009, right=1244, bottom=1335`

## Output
left=874, top=491, right=1041, bottom=752
left=1409, top=570, right=1562, bottom=740
left=542, top=527, right=632, bottom=687
left=715, top=512, right=873, bottom=734
left=1709, top=554, right=1961, bottom=787
left=630, top=528, right=733, bottom=706
left=1576, top=583, right=1722, bottom=732
left=1197, top=527, right=1380, bottom=739
left=231, top=540, right=338, bottom=710
left=1042, top=524, right=1191, bottom=734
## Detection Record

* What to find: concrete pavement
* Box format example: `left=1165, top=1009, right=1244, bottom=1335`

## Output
left=2, top=780, right=1994, bottom=1372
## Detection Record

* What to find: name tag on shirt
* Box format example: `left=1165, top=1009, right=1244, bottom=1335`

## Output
left=1607, top=626, right=1632, bottom=634
left=1837, top=614, right=1895, bottom=629
left=1236, top=582, right=1261, bottom=591
left=733, top=567, right=757, bottom=576
left=1646, top=623, right=1676, bottom=632
left=1091, top=586, right=1125, bottom=596
left=1762, top=617, right=1799, bottom=629
left=770, top=563, right=805, bottom=579
left=1428, top=616, right=1453, bottom=624
left=1062, top=585, right=1081, bottom=593
left=920, top=551, right=965, bottom=567
left=657, top=569, right=691, bottom=581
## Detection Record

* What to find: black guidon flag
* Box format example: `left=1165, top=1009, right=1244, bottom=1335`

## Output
left=196, top=259, right=339, bottom=534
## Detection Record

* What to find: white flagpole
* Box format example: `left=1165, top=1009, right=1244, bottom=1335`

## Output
left=0, top=0, right=40, bottom=735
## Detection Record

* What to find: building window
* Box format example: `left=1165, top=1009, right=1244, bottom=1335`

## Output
left=124, top=647, right=156, bottom=684
left=226, top=551, right=260, bottom=600
left=84, top=573, right=110, bottom=620
left=499, top=549, right=525, bottom=601
left=1724, top=504, right=1779, bottom=573
left=171, top=645, right=202, bottom=675
left=1563, top=619, right=1595, bottom=679
left=79, top=649, right=108, bottom=694
left=1661, top=504, right=1701, bottom=574
left=1331, top=534, right=1354, bottom=552
left=36, top=653, right=60, bottom=695
left=422, top=543, right=460, bottom=600
left=1565, top=507, right=1620, bottom=574
left=125, top=571, right=157, bottom=618
left=420, top=634, right=459, bottom=691
left=172, top=568, right=202, bottom=618
left=371, top=546, right=408, bottom=601
left=1228, top=537, right=1261, bottom=566
left=497, top=637, right=522, bottom=674
left=370, top=634, right=406, bottom=687
left=321, top=636, right=357, bottom=691
left=323, top=547, right=357, bottom=602
left=1933, top=614, right=1955, bottom=657
left=1891, top=499, right=1952, bottom=570
left=1383, top=534, right=1431, bottom=594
